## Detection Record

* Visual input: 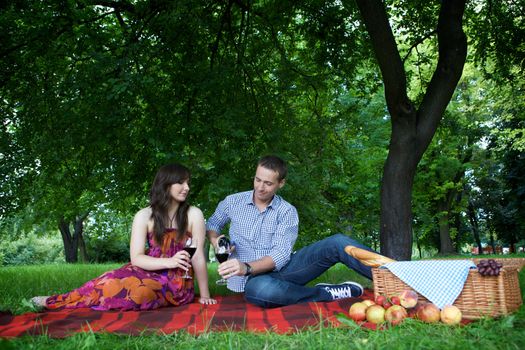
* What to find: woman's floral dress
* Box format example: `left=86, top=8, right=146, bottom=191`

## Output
left=45, top=229, right=194, bottom=310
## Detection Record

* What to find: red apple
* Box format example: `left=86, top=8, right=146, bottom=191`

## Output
left=366, top=305, right=386, bottom=324
left=440, top=305, right=462, bottom=325
left=384, top=304, right=408, bottom=325
left=390, top=295, right=401, bottom=305
left=416, top=303, right=441, bottom=323
left=407, top=302, right=423, bottom=318
left=399, top=289, right=418, bottom=308
left=348, top=302, right=368, bottom=322
left=375, top=295, right=387, bottom=307
left=383, top=301, right=393, bottom=309
left=362, top=299, right=375, bottom=307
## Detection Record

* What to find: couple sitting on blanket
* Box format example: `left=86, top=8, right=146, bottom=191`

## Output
left=32, top=155, right=380, bottom=311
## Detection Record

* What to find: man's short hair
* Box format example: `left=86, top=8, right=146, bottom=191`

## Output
left=257, top=155, right=288, bottom=181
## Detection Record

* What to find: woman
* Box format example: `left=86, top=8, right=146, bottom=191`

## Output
left=31, top=163, right=216, bottom=310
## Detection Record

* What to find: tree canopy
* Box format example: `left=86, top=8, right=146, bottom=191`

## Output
left=1, top=0, right=524, bottom=262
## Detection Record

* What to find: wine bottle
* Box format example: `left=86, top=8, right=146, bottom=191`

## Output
left=218, top=236, right=230, bottom=248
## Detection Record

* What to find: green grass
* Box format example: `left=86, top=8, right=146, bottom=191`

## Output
left=1, top=259, right=525, bottom=349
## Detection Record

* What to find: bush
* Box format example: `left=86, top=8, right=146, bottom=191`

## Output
left=85, top=235, right=129, bottom=263
left=0, top=235, right=64, bottom=266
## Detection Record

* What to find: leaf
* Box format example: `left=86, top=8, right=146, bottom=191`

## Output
left=336, top=313, right=361, bottom=329
left=500, top=315, right=515, bottom=329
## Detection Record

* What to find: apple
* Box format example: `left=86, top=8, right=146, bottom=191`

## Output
left=348, top=302, right=368, bottom=322
left=384, top=305, right=408, bottom=325
left=375, top=295, right=387, bottom=307
left=399, top=289, right=418, bottom=308
left=390, top=295, right=401, bottom=305
left=362, top=299, right=376, bottom=307
left=383, top=301, right=393, bottom=309
left=440, top=305, right=462, bottom=325
left=409, top=302, right=427, bottom=317
left=366, top=305, right=386, bottom=324
left=416, top=303, right=441, bottom=323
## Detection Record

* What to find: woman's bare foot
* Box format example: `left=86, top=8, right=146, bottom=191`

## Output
left=30, top=296, right=49, bottom=307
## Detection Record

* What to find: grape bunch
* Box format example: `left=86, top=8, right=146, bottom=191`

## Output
left=476, top=259, right=503, bottom=276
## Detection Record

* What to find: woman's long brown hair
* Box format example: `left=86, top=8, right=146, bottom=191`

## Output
left=149, top=163, right=191, bottom=245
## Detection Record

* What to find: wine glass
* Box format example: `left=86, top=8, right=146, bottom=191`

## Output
left=182, top=237, right=196, bottom=279
left=215, top=241, right=231, bottom=285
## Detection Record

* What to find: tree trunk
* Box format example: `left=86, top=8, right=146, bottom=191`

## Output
left=453, top=192, right=464, bottom=250
left=75, top=216, right=89, bottom=262
left=489, top=232, right=497, bottom=254
left=58, top=214, right=89, bottom=263
left=437, top=201, right=455, bottom=254
left=380, top=139, right=418, bottom=260
left=355, top=0, right=467, bottom=260
left=437, top=183, right=462, bottom=255
left=59, top=217, right=78, bottom=263
left=414, top=227, right=422, bottom=259
left=467, top=199, right=483, bottom=254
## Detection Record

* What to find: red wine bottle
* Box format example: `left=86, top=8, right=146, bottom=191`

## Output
left=218, top=236, right=230, bottom=248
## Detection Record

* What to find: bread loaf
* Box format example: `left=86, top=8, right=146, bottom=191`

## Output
left=344, top=245, right=396, bottom=267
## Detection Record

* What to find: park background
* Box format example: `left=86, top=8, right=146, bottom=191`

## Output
left=1, top=0, right=523, bottom=266
left=1, top=1, right=525, bottom=349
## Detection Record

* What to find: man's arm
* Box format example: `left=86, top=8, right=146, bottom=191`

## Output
left=218, top=255, right=276, bottom=279
left=265, top=205, right=299, bottom=270
left=207, top=229, right=220, bottom=250
left=206, top=196, right=231, bottom=248
left=219, top=204, right=299, bottom=279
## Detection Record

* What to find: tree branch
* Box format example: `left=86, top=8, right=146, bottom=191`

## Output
left=354, top=0, right=412, bottom=116
left=402, top=30, right=437, bottom=63
left=416, top=0, right=467, bottom=159
left=86, top=0, right=136, bottom=14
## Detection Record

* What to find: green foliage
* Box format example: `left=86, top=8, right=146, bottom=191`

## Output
left=83, top=206, right=132, bottom=263
left=0, top=0, right=524, bottom=258
left=0, top=235, right=64, bottom=266
left=466, top=0, right=525, bottom=80
left=85, top=235, right=129, bottom=263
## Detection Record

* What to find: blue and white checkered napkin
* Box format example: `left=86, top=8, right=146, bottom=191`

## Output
left=381, top=260, right=476, bottom=309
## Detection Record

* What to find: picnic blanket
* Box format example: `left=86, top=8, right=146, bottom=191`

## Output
left=0, top=290, right=376, bottom=338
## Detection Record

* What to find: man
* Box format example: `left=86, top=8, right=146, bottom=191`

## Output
left=207, top=155, right=374, bottom=308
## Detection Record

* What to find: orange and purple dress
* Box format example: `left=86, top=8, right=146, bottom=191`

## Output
left=45, top=229, right=194, bottom=311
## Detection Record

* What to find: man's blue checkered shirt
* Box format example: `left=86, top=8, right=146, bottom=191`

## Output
left=206, top=190, right=299, bottom=292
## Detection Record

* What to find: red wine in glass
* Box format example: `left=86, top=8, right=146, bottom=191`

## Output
left=215, top=244, right=230, bottom=285
left=182, top=238, right=195, bottom=279
left=184, top=247, right=197, bottom=258
left=215, top=253, right=229, bottom=263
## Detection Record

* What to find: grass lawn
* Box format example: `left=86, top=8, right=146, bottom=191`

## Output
left=1, top=257, right=524, bottom=350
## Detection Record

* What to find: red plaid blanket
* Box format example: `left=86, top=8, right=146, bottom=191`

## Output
left=0, top=290, right=375, bottom=338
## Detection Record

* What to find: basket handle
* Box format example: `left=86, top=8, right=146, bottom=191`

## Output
left=344, top=245, right=396, bottom=267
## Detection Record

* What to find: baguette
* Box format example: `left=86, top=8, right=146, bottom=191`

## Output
left=344, top=245, right=396, bottom=267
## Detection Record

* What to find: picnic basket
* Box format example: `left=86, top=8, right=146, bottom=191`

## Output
left=371, top=257, right=525, bottom=320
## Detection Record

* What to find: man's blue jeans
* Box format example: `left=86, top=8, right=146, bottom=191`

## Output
left=244, top=233, right=374, bottom=308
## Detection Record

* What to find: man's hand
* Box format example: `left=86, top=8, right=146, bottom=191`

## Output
left=218, top=258, right=247, bottom=279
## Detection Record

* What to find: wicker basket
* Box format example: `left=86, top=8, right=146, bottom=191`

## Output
left=372, top=258, right=525, bottom=320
